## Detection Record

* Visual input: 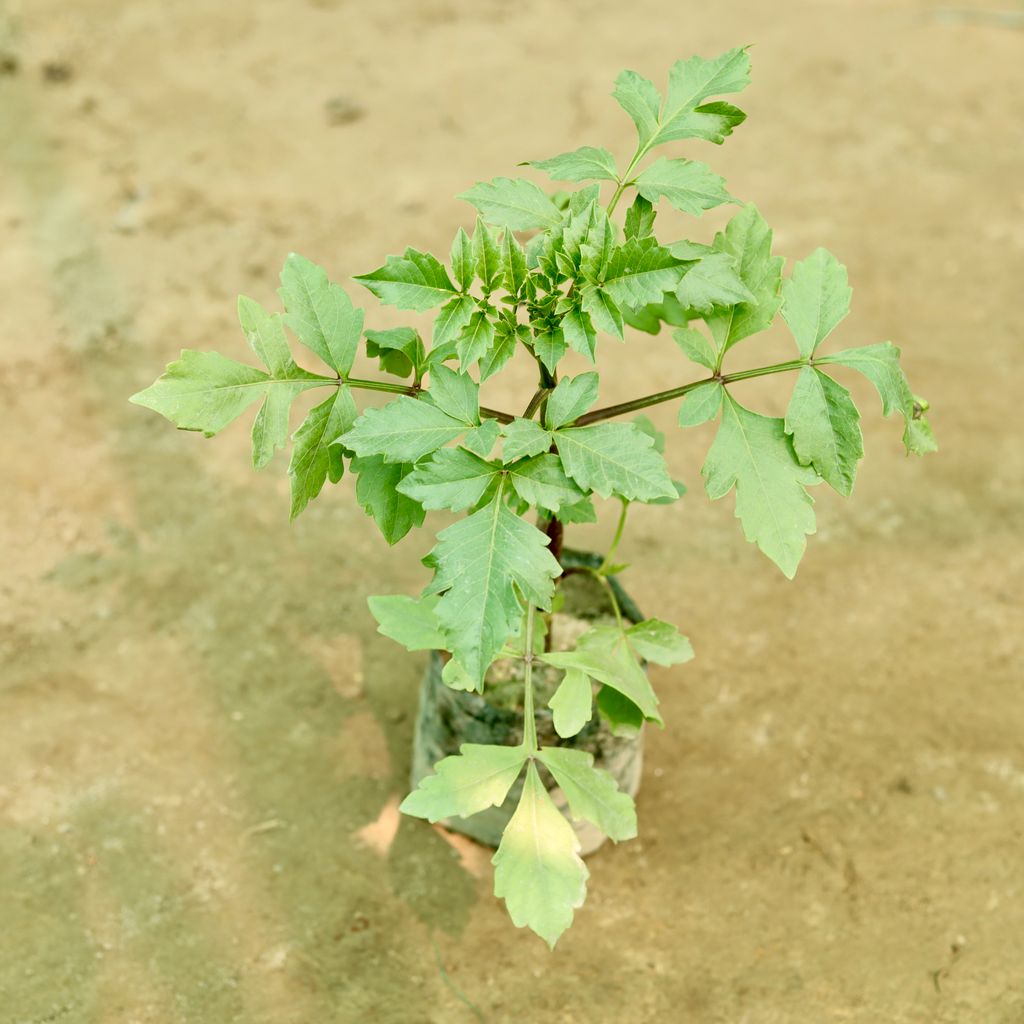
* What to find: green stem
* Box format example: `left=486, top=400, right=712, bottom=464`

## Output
left=606, top=145, right=646, bottom=216
left=599, top=499, right=630, bottom=573
left=522, top=387, right=550, bottom=420
left=522, top=603, right=538, bottom=754
left=574, top=358, right=808, bottom=426
left=593, top=572, right=625, bottom=631
left=344, top=376, right=515, bottom=423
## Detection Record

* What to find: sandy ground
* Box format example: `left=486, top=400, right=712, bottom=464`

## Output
left=1, top=1, right=1023, bottom=1021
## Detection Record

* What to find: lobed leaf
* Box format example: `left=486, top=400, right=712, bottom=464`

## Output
left=355, top=248, right=459, bottom=312
left=397, top=447, right=501, bottom=511
left=350, top=455, right=425, bottom=544
left=544, top=372, right=600, bottom=430
left=367, top=593, right=447, bottom=652
left=528, top=146, right=619, bottom=183
left=288, top=386, right=357, bottom=517
left=678, top=380, right=724, bottom=427
left=340, top=396, right=467, bottom=464
left=781, top=248, right=852, bottom=359
left=458, top=177, right=563, bottom=231
left=555, top=423, right=676, bottom=502
left=536, top=747, right=637, bottom=842
left=633, top=158, right=735, bottom=216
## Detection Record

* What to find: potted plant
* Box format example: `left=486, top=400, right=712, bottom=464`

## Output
left=130, top=46, right=935, bottom=948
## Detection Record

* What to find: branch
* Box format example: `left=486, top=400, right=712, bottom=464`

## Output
left=345, top=376, right=514, bottom=424
left=574, top=358, right=808, bottom=426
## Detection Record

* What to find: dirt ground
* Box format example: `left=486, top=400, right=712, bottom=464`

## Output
left=1, top=0, right=1022, bottom=1021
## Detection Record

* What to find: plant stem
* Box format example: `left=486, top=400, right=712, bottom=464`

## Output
left=574, top=358, right=808, bottom=426
left=606, top=146, right=645, bottom=216
left=522, top=387, right=550, bottom=420
left=522, top=603, right=538, bottom=754
left=344, top=376, right=515, bottom=423
left=599, top=499, right=629, bottom=573
left=593, top=572, right=625, bottom=631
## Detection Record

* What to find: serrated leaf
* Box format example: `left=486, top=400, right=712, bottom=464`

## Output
left=432, top=294, right=477, bottom=349
left=784, top=366, right=863, bottom=496
left=673, top=327, right=717, bottom=369
left=458, top=177, right=563, bottom=231
left=364, top=327, right=424, bottom=379
left=782, top=248, right=851, bottom=358
left=674, top=251, right=755, bottom=314
left=536, top=747, right=637, bottom=842
left=580, top=286, right=624, bottom=340
left=560, top=307, right=597, bottom=360
left=624, top=195, right=656, bottom=240
left=367, top=594, right=447, bottom=652
left=656, top=47, right=752, bottom=146
left=450, top=226, right=474, bottom=292
left=501, top=230, right=528, bottom=296
left=678, top=380, right=723, bottom=427
left=533, top=328, right=566, bottom=375
left=397, top=447, right=501, bottom=511
left=625, top=618, right=694, bottom=666
left=502, top=418, right=553, bottom=463
left=528, top=146, right=619, bottom=183
left=341, top=396, right=466, bottom=463
left=424, top=485, right=562, bottom=686
left=427, top=365, right=480, bottom=425
left=401, top=742, right=527, bottom=821
left=705, top=204, right=784, bottom=355
left=507, top=454, right=585, bottom=513
left=544, top=372, right=599, bottom=430
left=555, top=423, right=676, bottom=502
left=601, top=238, right=686, bottom=309
left=541, top=625, right=661, bottom=724
left=633, top=157, right=734, bottom=216
left=354, top=248, right=459, bottom=312
left=278, top=253, right=364, bottom=376
left=818, top=343, right=937, bottom=456
left=288, top=386, right=357, bottom=517
left=702, top=394, right=820, bottom=578
left=455, top=310, right=496, bottom=366
left=548, top=668, right=592, bottom=739
left=479, top=322, right=523, bottom=382
left=492, top=762, right=589, bottom=949
left=472, top=216, right=502, bottom=292
left=238, top=295, right=297, bottom=378
left=612, top=69, right=663, bottom=148
left=350, top=455, right=425, bottom=544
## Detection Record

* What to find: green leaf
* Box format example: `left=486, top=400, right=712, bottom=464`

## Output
left=288, top=386, right=357, bottom=518
left=479, top=321, right=523, bottom=382
left=463, top=418, right=501, bottom=458
left=536, top=747, right=637, bottom=842
left=533, top=328, right=566, bottom=375
left=782, top=248, right=851, bottom=358
left=251, top=384, right=302, bottom=470
left=818, top=342, right=937, bottom=456
left=622, top=293, right=688, bottom=335
left=507, top=454, right=585, bottom=513
left=596, top=685, right=645, bottom=736
left=556, top=496, right=598, bottom=524
left=432, top=295, right=477, bottom=349
left=633, top=413, right=665, bottom=452
left=580, top=286, right=624, bottom=340
left=458, top=177, right=563, bottom=231
left=633, top=158, right=734, bottom=216
left=656, top=47, right=752, bottom=146
left=678, top=380, right=723, bottom=427
left=278, top=252, right=364, bottom=376
left=472, top=216, right=502, bottom=292
left=442, top=657, right=477, bottom=692
left=455, top=310, right=496, bottom=366
left=555, top=423, right=676, bottom=501
left=541, top=625, right=662, bottom=724
left=397, top=447, right=501, bottom=511
left=702, top=394, right=820, bottom=578
left=492, top=762, right=588, bottom=949
left=623, top=195, right=656, bottom=240
left=350, top=455, right=425, bottom=544
left=611, top=69, right=663, bottom=149
left=354, top=248, right=459, bottom=312
left=367, top=594, right=447, bottom=652
left=425, top=484, right=562, bottom=686
left=502, top=418, right=553, bottom=463
left=501, top=230, right=528, bottom=296
left=238, top=295, right=297, bottom=378
left=674, top=251, right=755, bottom=315
left=528, top=147, right=619, bottom=183
left=601, top=238, right=686, bottom=308
left=130, top=350, right=271, bottom=436
left=544, top=372, right=599, bottom=430
left=340, top=396, right=467, bottom=463
left=427, top=365, right=480, bottom=425
left=548, top=668, right=592, bottom=739
left=401, top=743, right=527, bottom=821
left=704, top=204, right=784, bottom=355
left=784, top=366, right=863, bottom=496
left=626, top=618, right=694, bottom=666
left=450, top=226, right=474, bottom=292
left=673, top=327, right=717, bottom=370
left=560, top=307, right=597, bottom=360
left=364, top=327, right=424, bottom=378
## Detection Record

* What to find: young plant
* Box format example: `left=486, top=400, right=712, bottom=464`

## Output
left=131, top=47, right=935, bottom=948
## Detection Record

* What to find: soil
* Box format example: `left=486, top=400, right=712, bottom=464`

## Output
left=1, top=1, right=1022, bottom=1022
